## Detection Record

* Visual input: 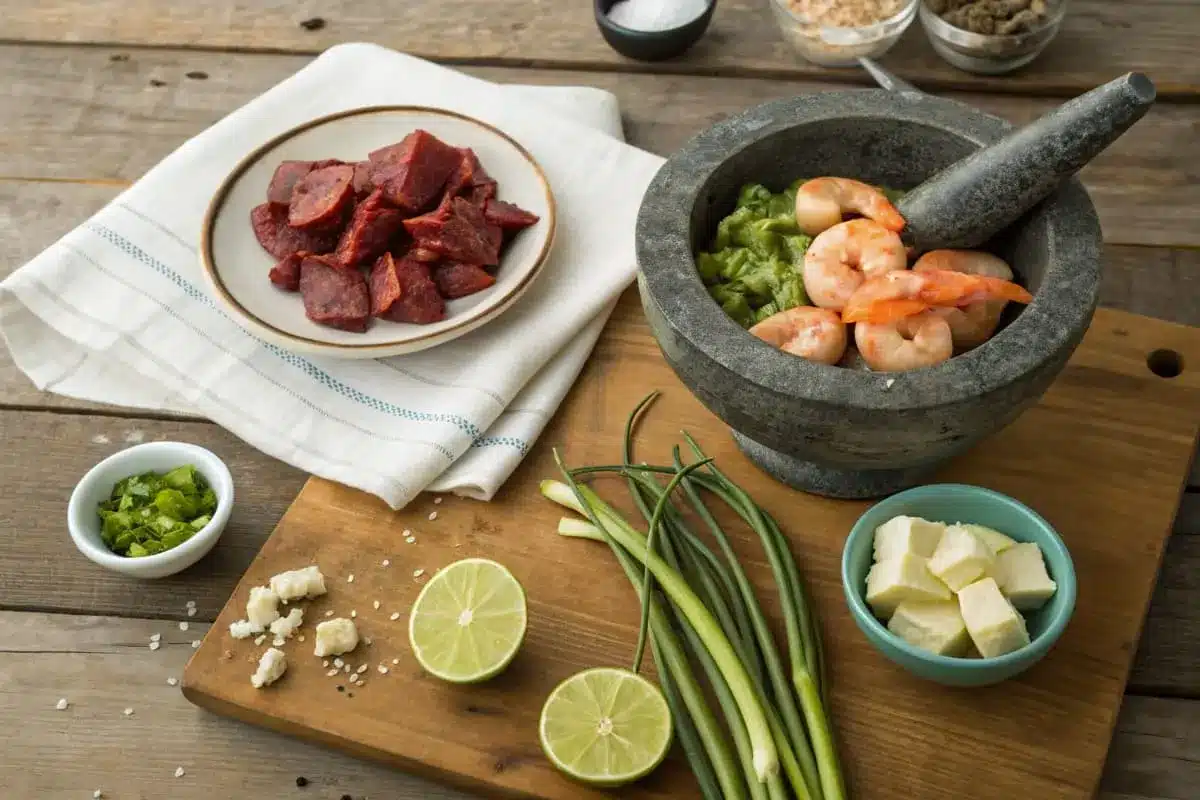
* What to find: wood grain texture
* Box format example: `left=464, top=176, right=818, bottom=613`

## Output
left=4, top=1, right=1199, bottom=99
left=3, top=611, right=1193, bottom=800
left=182, top=304, right=1200, bottom=799
left=0, top=411, right=304, bottom=619
left=0, top=45, right=1198, bottom=247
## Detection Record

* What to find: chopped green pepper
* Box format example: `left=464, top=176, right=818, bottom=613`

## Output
left=96, top=464, right=216, bottom=558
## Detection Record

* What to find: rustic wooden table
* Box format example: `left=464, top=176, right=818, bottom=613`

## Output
left=0, top=2, right=1196, bottom=798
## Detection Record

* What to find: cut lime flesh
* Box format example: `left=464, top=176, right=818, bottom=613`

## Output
left=539, top=667, right=672, bottom=787
left=408, top=557, right=526, bottom=684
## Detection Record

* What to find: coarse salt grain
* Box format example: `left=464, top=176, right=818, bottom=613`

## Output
left=149, top=641, right=161, bottom=651
left=123, top=708, right=134, bottom=716
left=55, top=698, right=69, bottom=710
left=179, top=621, right=189, bottom=631
left=186, top=600, right=196, bottom=608
left=343, top=664, right=351, bottom=673
left=350, top=610, right=357, bottom=618
left=381, top=559, right=390, bottom=567
left=273, top=637, right=286, bottom=647
left=254, top=635, right=266, bottom=646
left=392, top=658, right=399, bottom=665
left=389, top=612, right=400, bottom=621
left=434, top=497, right=442, bottom=504
left=324, top=610, right=334, bottom=617
left=378, top=664, right=389, bottom=674
left=298, top=635, right=306, bottom=642
left=334, top=658, right=344, bottom=668
left=402, top=529, right=411, bottom=537
left=167, top=678, right=178, bottom=686
left=187, top=607, right=197, bottom=617
left=323, top=660, right=330, bottom=667
left=191, top=640, right=201, bottom=649
left=363, top=637, right=372, bottom=645
left=356, top=664, right=368, bottom=674
left=347, top=574, right=355, bottom=583
left=405, top=536, right=416, bottom=544
left=427, top=511, right=438, bottom=521
left=174, top=766, right=185, bottom=778
left=150, top=633, right=162, bottom=642
left=94, top=791, right=103, bottom=799
left=413, top=569, right=425, bottom=578
left=373, top=600, right=381, bottom=610
left=326, top=668, right=339, bottom=677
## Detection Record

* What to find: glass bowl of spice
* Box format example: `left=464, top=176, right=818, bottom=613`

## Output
left=594, top=0, right=717, bottom=62
left=919, top=0, right=1068, bottom=75
left=769, top=0, right=920, bottom=67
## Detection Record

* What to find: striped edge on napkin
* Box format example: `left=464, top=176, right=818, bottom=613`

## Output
left=0, top=43, right=667, bottom=509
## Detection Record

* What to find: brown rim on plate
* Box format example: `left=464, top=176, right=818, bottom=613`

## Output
left=199, top=105, right=558, bottom=352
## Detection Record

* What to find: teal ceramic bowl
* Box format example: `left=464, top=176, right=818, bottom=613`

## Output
left=842, top=483, right=1076, bottom=687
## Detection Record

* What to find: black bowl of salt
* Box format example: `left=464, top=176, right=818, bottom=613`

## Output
left=595, top=0, right=716, bottom=61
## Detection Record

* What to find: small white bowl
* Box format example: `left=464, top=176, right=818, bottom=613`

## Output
left=67, top=442, right=234, bottom=579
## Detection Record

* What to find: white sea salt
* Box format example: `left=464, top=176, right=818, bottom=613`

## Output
left=150, top=633, right=162, bottom=642
left=427, top=511, right=438, bottom=521
left=607, top=0, right=708, bottom=32
left=389, top=612, right=400, bottom=621
left=123, top=708, right=134, bottom=717
left=167, top=678, right=178, bottom=686
left=381, top=559, right=390, bottom=567
left=413, top=568, right=425, bottom=578
left=433, top=496, right=442, bottom=504
left=373, top=600, right=381, bottom=610
left=55, top=698, right=69, bottom=710
left=179, top=621, right=189, bottom=631
left=191, top=640, right=201, bottom=649
left=174, top=766, right=185, bottom=778
left=186, top=607, right=197, bottom=617
left=149, top=641, right=161, bottom=651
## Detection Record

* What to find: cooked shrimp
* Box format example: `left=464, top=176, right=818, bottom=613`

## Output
left=794, top=177, right=906, bottom=236
left=914, top=250, right=1015, bottom=350
left=855, top=312, right=954, bottom=372
left=840, top=267, right=1033, bottom=325
left=802, top=219, right=907, bottom=311
left=749, top=306, right=847, bottom=365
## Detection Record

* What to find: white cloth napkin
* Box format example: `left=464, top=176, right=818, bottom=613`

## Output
left=0, top=43, right=666, bottom=509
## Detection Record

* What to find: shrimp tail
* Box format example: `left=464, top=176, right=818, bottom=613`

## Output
left=983, top=277, right=1034, bottom=304
left=873, top=203, right=906, bottom=233
left=842, top=298, right=931, bottom=324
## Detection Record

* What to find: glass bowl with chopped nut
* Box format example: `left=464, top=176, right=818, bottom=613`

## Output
left=919, top=0, right=1068, bottom=75
left=769, top=0, right=920, bottom=67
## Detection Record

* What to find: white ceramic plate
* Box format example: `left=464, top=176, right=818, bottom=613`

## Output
left=200, top=106, right=556, bottom=358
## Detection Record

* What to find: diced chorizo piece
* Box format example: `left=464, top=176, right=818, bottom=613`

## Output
left=433, top=261, right=497, bottom=299
left=333, top=189, right=407, bottom=268
left=310, top=158, right=347, bottom=170
left=268, top=251, right=306, bottom=291
left=413, top=197, right=500, bottom=267
left=351, top=161, right=374, bottom=197
left=299, top=254, right=371, bottom=332
left=402, top=203, right=450, bottom=240
left=288, top=164, right=356, bottom=231
left=367, top=130, right=461, bottom=213
left=408, top=246, right=441, bottom=263
left=267, top=160, right=316, bottom=206
left=484, top=199, right=540, bottom=231
left=468, top=180, right=498, bottom=207
left=251, top=203, right=338, bottom=259
left=443, top=147, right=493, bottom=198
left=369, top=253, right=446, bottom=325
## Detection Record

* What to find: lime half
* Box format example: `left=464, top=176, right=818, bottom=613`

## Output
left=539, top=667, right=673, bottom=786
left=408, top=558, right=527, bottom=683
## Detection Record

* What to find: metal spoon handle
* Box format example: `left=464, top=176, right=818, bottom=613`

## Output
left=857, top=57, right=922, bottom=94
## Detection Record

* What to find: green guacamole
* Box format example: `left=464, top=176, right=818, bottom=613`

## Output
left=97, top=465, right=218, bottom=557
left=696, top=181, right=907, bottom=329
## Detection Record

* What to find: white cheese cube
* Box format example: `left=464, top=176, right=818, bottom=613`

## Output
left=994, top=542, right=1058, bottom=611
left=314, top=618, right=359, bottom=658
left=928, top=524, right=995, bottom=591
left=245, top=586, right=281, bottom=633
left=887, top=600, right=971, bottom=657
left=960, top=523, right=1017, bottom=556
left=250, top=647, right=288, bottom=689
left=269, top=607, right=304, bottom=640
left=872, top=516, right=946, bottom=562
left=957, top=578, right=1030, bottom=658
left=269, top=566, right=327, bottom=604
left=228, top=619, right=255, bottom=639
left=865, top=553, right=952, bottom=619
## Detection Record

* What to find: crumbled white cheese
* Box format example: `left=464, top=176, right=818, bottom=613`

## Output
left=149, top=641, right=161, bottom=651
left=314, top=618, right=359, bottom=658
left=167, top=678, right=178, bottom=686
left=179, top=621, right=189, bottom=631
left=229, top=620, right=255, bottom=639
left=250, top=647, right=288, bottom=689
left=150, top=633, right=162, bottom=642
left=246, top=586, right=281, bottom=632
left=269, top=607, right=304, bottom=640
left=55, top=698, right=69, bottom=710
left=269, top=566, right=327, bottom=604
left=174, top=766, right=186, bottom=778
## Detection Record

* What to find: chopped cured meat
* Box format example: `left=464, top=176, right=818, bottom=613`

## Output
left=443, top=148, right=492, bottom=198
left=251, top=203, right=338, bottom=260
left=468, top=180, right=498, bottom=207
left=299, top=254, right=371, bottom=332
left=402, top=203, right=450, bottom=240
left=288, top=164, right=356, bottom=230
left=267, top=161, right=316, bottom=206
left=410, top=197, right=500, bottom=267
left=369, top=253, right=446, bottom=325
left=351, top=161, right=374, bottom=197
left=484, top=199, right=540, bottom=231
left=333, top=188, right=406, bottom=268
left=433, top=261, right=497, bottom=299
left=407, top=246, right=441, bottom=263
left=367, top=130, right=461, bottom=213
left=268, top=252, right=306, bottom=291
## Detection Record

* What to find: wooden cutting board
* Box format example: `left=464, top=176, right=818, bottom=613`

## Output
left=183, top=290, right=1200, bottom=800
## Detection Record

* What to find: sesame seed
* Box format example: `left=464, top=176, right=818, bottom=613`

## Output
left=191, top=640, right=201, bottom=649
left=413, top=568, right=425, bottom=578
left=381, top=559, right=390, bottom=567
left=389, top=612, right=400, bottom=621
left=254, top=635, right=266, bottom=646
left=179, top=621, right=189, bottom=631
left=356, top=664, right=368, bottom=674
left=428, top=511, right=438, bottom=521
left=392, top=658, right=399, bottom=665
left=150, top=633, right=162, bottom=642
left=149, top=641, right=161, bottom=651
left=324, top=610, right=334, bottom=617
left=347, top=574, right=355, bottom=583
left=333, top=658, right=344, bottom=668
left=123, top=708, right=134, bottom=717
left=373, top=600, right=380, bottom=610
left=434, top=497, right=443, bottom=505
left=167, top=678, right=178, bottom=686
left=55, top=698, right=69, bottom=710
left=174, top=766, right=185, bottom=778
left=326, top=668, right=339, bottom=677
left=187, top=607, right=197, bottom=617
left=350, top=610, right=357, bottom=618
left=377, top=665, right=389, bottom=674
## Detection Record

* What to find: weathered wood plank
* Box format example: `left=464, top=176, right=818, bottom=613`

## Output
left=3, top=0, right=1199, bottom=99
left=1, top=45, right=1197, bottom=247
left=0, top=611, right=1194, bottom=799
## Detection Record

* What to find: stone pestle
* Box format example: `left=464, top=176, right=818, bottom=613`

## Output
left=896, top=72, right=1156, bottom=252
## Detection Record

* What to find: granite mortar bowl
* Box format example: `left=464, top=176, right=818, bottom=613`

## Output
left=635, top=90, right=1103, bottom=499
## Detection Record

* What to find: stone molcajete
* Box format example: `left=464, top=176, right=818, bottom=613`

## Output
left=635, top=74, right=1154, bottom=499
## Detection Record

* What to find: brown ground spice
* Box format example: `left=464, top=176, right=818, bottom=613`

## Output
left=927, top=0, right=1052, bottom=35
